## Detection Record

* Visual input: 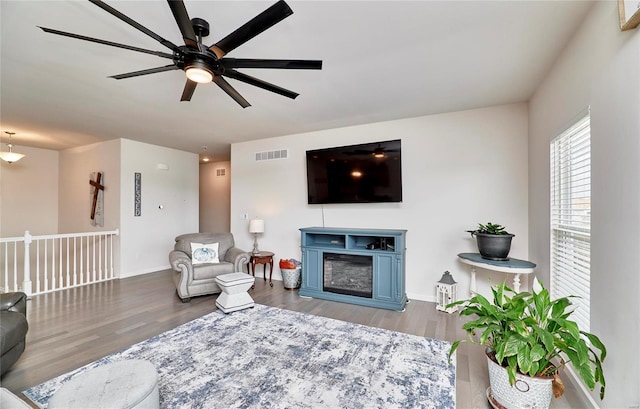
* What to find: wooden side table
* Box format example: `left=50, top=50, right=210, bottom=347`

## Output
left=250, top=251, right=275, bottom=287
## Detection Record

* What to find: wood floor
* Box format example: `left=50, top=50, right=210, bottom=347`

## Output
left=1, top=270, right=589, bottom=408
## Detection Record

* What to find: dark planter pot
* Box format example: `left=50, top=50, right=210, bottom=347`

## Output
left=474, top=233, right=514, bottom=261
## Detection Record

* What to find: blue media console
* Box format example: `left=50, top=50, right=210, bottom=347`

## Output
left=299, top=227, right=407, bottom=311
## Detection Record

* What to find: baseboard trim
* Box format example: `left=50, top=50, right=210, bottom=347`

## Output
left=119, top=265, right=171, bottom=279
left=406, top=292, right=436, bottom=303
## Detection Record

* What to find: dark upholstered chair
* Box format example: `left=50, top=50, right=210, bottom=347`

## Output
left=0, top=292, right=28, bottom=376
left=169, top=233, right=250, bottom=303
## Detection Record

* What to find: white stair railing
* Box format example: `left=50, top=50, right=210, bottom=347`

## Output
left=0, top=229, right=119, bottom=295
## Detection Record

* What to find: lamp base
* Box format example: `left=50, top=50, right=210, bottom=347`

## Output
left=252, top=235, right=260, bottom=255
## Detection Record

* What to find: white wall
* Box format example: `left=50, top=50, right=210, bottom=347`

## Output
left=59, top=140, right=121, bottom=233
left=120, top=139, right=199, bottom=277
left=58, top=138, right=198, bottom=278
left=231, top=103, right=529, bottom=301
left=0, top=146, right=59, bottom=236
left=528, top=1, right=640, bottom=407
left=58, top=139, right=122, bottom=281
left=200, top=161, right=231, bottom=233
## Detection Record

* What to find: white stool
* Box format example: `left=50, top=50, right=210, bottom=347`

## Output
left=215, top=272, right=255, bottom=313
left=48, top=360, right=159, bottom=409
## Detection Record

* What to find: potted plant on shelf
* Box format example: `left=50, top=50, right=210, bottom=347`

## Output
left=467, top=222, right=514, bottom=260
left=447, top=279, right=606, bottom=409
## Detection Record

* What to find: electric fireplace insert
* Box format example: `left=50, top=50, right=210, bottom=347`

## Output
left=323, top=253, right=373, bottom=298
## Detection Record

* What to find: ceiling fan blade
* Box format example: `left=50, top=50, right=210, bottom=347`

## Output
left=38, top=27, right=174, bottom=59
left=181, top=79, right=197, bottom=101
left=88, top=0, right=181, bottom=53
left=213, top=76, right=251, bottom=108
left=110, top=64, right=179, bottom=80
left=167, top=0, right=199, bottom=49
left=209, top=0, right=293, bottom=58
left=223, top=69, right=298, bottom=99
left=221, top=58, right=322, bottom=70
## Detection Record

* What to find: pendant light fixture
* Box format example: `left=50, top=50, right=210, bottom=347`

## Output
left=0, top=132, right=26, bottom=163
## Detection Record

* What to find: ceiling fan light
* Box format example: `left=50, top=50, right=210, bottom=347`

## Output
left=186, top=67, right=213, bottom=83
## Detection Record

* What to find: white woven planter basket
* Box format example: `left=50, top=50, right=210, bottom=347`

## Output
left=486, top=352, right=553, bottom=409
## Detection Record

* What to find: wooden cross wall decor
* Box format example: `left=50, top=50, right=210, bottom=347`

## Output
left=90, top=172, right=105, bottom=224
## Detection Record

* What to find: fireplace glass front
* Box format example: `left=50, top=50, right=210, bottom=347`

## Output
left=323, top=253, right=373, bottom=298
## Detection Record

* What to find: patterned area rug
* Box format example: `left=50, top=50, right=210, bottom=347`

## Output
left=23, top=304, right=455, bottom=408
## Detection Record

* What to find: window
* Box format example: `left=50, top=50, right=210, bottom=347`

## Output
left=550, top=112, right=591, bottom=332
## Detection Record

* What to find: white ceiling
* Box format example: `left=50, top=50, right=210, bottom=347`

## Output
left=1, top=1, right=593, bottom=162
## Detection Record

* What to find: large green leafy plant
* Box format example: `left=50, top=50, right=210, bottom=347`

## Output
left=448, top=279, right=606, bottom=399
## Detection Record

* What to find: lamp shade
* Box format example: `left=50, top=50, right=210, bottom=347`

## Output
left=0, top=150, right=25, bottom=163
left=1, top=135, right=25, bottom=163
left=249, top=219, right=265, bottom=234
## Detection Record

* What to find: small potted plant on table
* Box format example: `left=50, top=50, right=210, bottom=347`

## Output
left=467, top=222, right=514, bottom=260
left=448, top=279, right=606, bottom=409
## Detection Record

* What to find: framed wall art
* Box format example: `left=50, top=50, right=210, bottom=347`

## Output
left=134, top=172, right=142, bottom=216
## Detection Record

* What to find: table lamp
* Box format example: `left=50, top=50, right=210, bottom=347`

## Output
left=249, top=218, right=264, bottom=255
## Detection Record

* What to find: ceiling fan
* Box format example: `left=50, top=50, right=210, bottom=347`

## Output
left=39, top=0, right=322, bottom=108
left=346, top=142, right=401, bottom=158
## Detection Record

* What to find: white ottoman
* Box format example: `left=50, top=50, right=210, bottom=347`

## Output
left=1, top=387, right=31, bottom=409
left=215, top=272, right=255, bottom=313
left=48, top=360, right=159, bottom=409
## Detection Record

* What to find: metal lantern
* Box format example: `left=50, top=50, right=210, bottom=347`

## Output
left=436, top=271, right=458, bottom=313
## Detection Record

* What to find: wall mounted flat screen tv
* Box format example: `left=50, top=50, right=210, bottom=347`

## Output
left=306, top=139, right=402, bottom=204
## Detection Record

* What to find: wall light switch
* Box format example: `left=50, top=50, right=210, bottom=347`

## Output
left=241, top=213, right=249, bottom=220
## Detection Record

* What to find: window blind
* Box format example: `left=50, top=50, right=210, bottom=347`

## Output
left=550, top=113, right=591, bottom=333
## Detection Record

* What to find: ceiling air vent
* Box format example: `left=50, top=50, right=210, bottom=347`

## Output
left=216, top=168, right=226, bottom=177
left=255, top=149, right=288, bottom=161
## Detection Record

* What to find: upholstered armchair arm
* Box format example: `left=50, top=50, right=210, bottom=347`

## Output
left=169, top=250, right=193, bottom=273
left=169, top=250, right=194, bottom=298
left=224, top=247, right=250, bottom=272
left=0, top=292, right=27, bottom=315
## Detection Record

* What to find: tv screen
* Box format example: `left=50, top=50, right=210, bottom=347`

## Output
left=306, top=139, right=402, bottom=204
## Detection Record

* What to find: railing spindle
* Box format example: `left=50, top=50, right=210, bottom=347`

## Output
left=98, top=235, right=102, bottom=281
left=92, top=235, right=96, bottom=283
left=36, top=240, right=41, bottom=294
left=52, top=238, right=56, bottom=291
left=44, top=239, right=49, bottom=292
left=73, top=236, right=77, bottom=286
left=79, top=236, right=84, bottom=285
left=12, top=242, right=18, bottom=292
left=58, top=237, right=63, bottom=290
left=109, top=233, right=114, bottom=279
left=3, top=242, right=8, bottom=291
left=65, top=237, right=70, bottom=288
left=86, top=236, right=90, bottom=285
